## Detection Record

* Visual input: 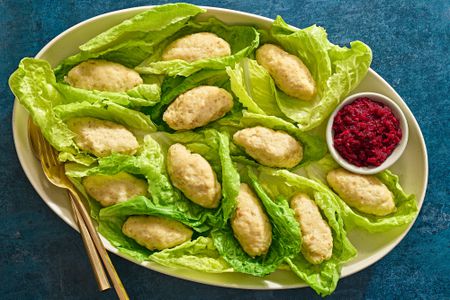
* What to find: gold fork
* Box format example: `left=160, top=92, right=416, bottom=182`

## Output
left=28, top=120, right=129, bottom=300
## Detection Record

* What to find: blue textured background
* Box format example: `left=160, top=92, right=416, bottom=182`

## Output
left=1, top=1, right=449, bottom=299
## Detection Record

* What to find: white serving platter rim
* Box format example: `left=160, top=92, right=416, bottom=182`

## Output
left=12, top=5, right=428, bottom=290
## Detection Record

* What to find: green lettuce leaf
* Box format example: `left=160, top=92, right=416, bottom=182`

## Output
left=257, top=167, right=356, bottom=296
left=149, top=129, right=240, bottom=227
left=98, top=199, right=154, bottom=261
left=226, top=58, right=285, bottom=118
left=149, top=236, right=233, bottom=273
left=146, top=69, right=232, bottom=128
left=54, top=100, right=155, bottom=132
left=272, top=17, right=372, bottom=130
left=136, top=18, right=259, bottom=77
left=98, top=198, right=226, bottom=262
left=305, top=155, right=418, bottom=232
left=54, top=3, right=205, bottom=78
left=101, top=206, right=233, bottom=271
left=231, top=111, right=327, bottom=168
left=211, top=168, right=301, bottom=277
left=55, top=82, right=160, bottom=107
left=246, top=16, right=372, bottom=131
left=9, top=58, right=74, bottom=152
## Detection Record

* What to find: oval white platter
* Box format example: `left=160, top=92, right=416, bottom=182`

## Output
left=12, top=6, right=428, bottom=290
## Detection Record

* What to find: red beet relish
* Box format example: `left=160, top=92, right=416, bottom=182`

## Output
left=332, top=97, right=402, bottom=167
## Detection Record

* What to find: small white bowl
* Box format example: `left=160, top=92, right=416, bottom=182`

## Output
left=326, top=92, right=409, bottom=175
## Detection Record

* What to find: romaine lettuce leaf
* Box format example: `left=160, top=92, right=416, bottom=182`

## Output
left=270, top=16, right=372, bottom=131
left=54, top=100, right=155, bottom=132
left=256, top=167, right=357, bottom=296
left=305, top=155, right=418, bottom=232
left=55, top=82, right=160, bottom=107
left=230, top=16, right=372, bottom=131
left=9, top=58, right=74, bottom=152
left=230, top=111, right=327, bottom=168
left=211, top=168, right=301, bottom=277
left=101, top=206, right=233, bottom=271
left=135, top=18, right=259, bottom=77
left=99, top=197, right=226, bottom=262
left=149, top=129, right=240, bottom=227
left=54, top=3, right=205, bottom=78
left=98, top=200, right=154, bottom=261
left=146, top=69, right=232, bottom=128
left=149, top=236, right=233, bottom=273
left=226, top=58, right=285, bottom=118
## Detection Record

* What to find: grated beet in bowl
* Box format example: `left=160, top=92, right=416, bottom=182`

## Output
left=332, top=97, right=402, bottom=167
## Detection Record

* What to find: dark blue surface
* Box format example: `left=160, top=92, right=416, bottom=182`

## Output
left=1, top=1, right=449, bottom=299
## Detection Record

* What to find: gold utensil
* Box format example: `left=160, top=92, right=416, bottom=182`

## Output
left=28, top=120, right=129, bottom=300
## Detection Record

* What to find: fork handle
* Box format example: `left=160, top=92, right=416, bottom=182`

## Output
left=69, top=188, right=129, bottom=300
left=68, top=192, right=111, bottom=291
